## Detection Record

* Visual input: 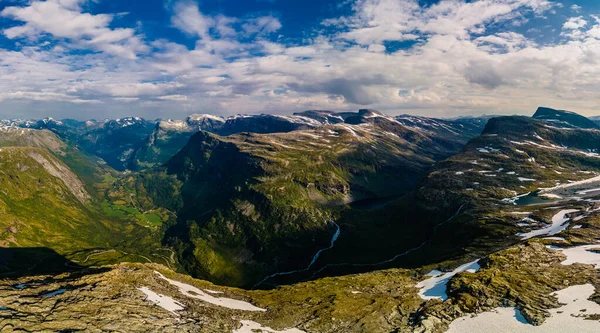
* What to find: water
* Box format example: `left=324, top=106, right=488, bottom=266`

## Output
left=514, top=193, right=555, bottom=206
left=252, top=221, right=340, bottom=289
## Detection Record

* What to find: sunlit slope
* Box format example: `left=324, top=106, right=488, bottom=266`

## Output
left=0, top=129, right=173, bottom=274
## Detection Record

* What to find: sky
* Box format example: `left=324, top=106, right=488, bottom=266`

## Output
left=1, top=0, right=600, bottom=120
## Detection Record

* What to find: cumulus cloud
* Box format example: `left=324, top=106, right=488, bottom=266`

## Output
left=1, top=0, right=147, bottom=59
left=5, top=0, right=600, bottom=119
left=563, top=16, right=587, bottom=30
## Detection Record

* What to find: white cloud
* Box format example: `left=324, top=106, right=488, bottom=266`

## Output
left=1, top=0, right=146, bottom=59
left=171, top=1, right=213, bottom=38
left=241, top=16, right=282, bottom=35
left=6, top=0, right=600, bottom=120
left=157, top=94, right=189, bottom=101
left=563, top=16, right=587, bottom=30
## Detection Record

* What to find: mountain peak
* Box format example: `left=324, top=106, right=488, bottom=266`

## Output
left=532, top=107, right=599, bottom=129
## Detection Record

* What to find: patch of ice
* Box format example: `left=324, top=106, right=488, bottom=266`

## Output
left=518, top=209, right=579, bottom=240
left=137, top=287, right=184, bottom=315
left=234, top=320, right=305, bottom=333
left=572, top=225, right=583, bottom=229
left=576, top=187, right=600, bottom=195
left=540, top=175, right=600, bottom=193
left=448, top=284, right=600, bottom=333
left=416, top=260, right=480, bottom=301
left=155, top=272, right=266, bottom=312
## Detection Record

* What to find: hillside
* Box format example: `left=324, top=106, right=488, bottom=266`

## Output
left=3, top=227, right=599, bottom=333
left=0, top=128, right=176, bottom=277
left=124, top=113, right=487, bottom=287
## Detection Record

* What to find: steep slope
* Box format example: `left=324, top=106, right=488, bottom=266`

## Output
left=0, top=128, right=176, bottom=277
left=130, top=114, right=484, bottom=287
left=0, top=126, right=64, bottom=152
left=387, top=112, right=600, bottom=266
left=128, top=114, right=227, bottom=169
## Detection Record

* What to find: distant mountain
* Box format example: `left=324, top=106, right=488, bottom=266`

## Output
left=532, top=106, right=599, bottom=129
left=395, top=114, right=488, bottom=142
left=130, top=110, right=488, bottom=170
left=9, top=116, right=157, bottom=171
left=128, top=113, right=324, bottom=169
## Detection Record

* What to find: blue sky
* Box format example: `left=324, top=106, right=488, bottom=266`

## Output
left=1, top=0, right=600, bottom=119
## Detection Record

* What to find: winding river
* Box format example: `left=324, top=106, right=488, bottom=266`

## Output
left=252, top=221, right=341, bottom=289
left=253, top=204, right=465, bottom=288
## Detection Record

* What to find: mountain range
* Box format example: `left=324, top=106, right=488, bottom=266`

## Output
left=1, top=107, right=600, bottom=332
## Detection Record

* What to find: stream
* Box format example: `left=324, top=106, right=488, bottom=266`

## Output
left=253, top=204, right=465, bottom=288
left=307, top=204, right=466, bottom=279
left=252, top=221, right=341, bottom=289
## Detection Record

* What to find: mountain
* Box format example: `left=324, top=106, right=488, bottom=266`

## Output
left=2, top=108, right=600, bottom=332
left=395, top=114, right=488, bottom=143
left=11, top=117, right=157, bottom=171
left=130, top=110, right=488, bottom=170
left=127, top=113, right=488, bottom=287
left=533, top=106, right=599, bottom=129
left=129, top=113, right=323, bottom=169
left=0, top=127, right=174, bottom=276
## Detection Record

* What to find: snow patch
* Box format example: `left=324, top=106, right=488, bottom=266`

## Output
left=137, top=287, right=184, bottom=315
left=234, top=320, right=305, bottom=333
left=553, top=245, right=600, bottom=268
left=155, top=272, right=266, bottom=312
left=416, top=260, right=480, bottom=301
left=518, top=209, right=579, bottom=240
left=448, top=284, right=600, bottom=333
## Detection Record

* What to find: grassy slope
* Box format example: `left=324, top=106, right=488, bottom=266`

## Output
left=0, top=129, right=175, bottom=275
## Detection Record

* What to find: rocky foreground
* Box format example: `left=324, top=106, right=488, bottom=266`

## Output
left=1, top=231, right=599, bottom=333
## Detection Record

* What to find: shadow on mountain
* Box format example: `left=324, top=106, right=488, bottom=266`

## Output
left=0, top=247, right=97, bottom=279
